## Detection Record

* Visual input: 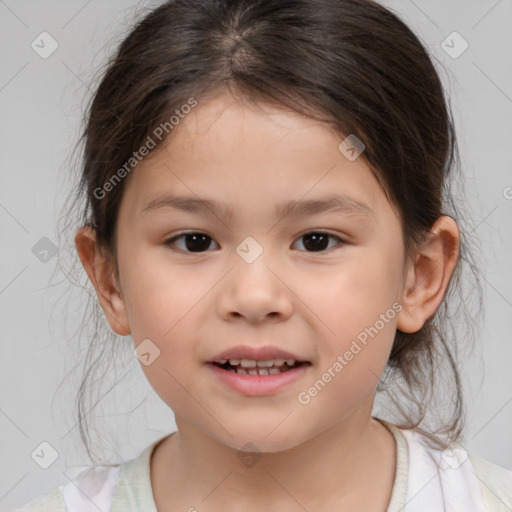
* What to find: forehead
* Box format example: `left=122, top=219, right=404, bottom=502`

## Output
left=119, top=93, right=393, bottom=224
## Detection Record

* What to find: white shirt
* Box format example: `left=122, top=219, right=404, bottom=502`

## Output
left=14, top=418, right=512, bottom=511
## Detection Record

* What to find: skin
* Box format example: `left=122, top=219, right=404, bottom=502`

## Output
left=75, top=92, right=460, bottom=511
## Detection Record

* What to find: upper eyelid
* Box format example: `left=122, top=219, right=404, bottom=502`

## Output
left=166, top=230, right=344, bottom=241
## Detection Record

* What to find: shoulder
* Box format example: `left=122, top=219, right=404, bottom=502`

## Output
left=469, top=453, right=512, bottom=511
left=12, top=486, right=66, bottom=512
left=380, top=419, right=512, bottom=511
left=12, top=437, right=165, bottom=512
left=12, top=464, right=121, bottom=512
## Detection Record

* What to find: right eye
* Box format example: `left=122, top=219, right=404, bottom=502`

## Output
left=164, top=232, right=220, bottom=253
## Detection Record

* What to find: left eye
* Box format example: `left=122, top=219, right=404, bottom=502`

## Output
left=164, top=231, right=343, bottom=253
left=292, top=232, right=343, bottom=252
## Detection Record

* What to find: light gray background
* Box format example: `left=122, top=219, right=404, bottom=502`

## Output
left=1, top=0, right=511, bottom=510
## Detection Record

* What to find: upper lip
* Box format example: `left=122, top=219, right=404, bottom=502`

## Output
left=208, top=345, right=309, bottom=363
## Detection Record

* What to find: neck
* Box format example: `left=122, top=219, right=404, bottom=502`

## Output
left=151, top=412, right=396, bottom=511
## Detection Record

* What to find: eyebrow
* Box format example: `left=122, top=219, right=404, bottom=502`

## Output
left=141, top=194, right=374, bottom=219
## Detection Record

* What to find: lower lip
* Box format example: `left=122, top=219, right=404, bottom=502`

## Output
left=205, top=363, right=310, bottom=396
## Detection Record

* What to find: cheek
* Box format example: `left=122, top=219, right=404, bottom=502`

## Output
left=137, top=359, right=198, bottom=426
left=120, top=248, right=202, bottom=337
left=127, top=294, right=203, bottom=414
left=120, top=251, right=213, bottom=382
left=298, top=250, right=400, bottom=378
left=300, top=249, right=401, bottom=331
left=298, top=299, right=397, bottom=418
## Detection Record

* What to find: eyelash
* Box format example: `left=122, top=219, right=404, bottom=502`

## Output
left=163, top=231, right=346, bottom=254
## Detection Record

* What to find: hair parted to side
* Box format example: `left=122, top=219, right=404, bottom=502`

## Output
left=57, top=0, right=483, bottom=463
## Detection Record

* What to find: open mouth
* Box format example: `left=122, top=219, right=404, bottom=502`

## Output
left=211, top=359, right=311, bottom=376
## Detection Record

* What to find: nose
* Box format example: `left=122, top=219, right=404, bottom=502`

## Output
left=216, top=258, right=294, bottom=324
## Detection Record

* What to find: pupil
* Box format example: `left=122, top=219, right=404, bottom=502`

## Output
left=185, top=233, right=211, bottom=252
left=303, top=233, right=328, bottom=251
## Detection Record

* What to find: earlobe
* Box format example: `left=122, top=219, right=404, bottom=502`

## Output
left=396, top=216, right=460, bottom=333
left=74, top=226, right=131, bottom=336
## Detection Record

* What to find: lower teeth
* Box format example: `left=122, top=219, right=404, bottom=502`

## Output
left=225, top=365, right=295, bottom=376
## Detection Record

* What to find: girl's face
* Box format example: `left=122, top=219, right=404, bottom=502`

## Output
left=113, top=93, right=408, bottom=451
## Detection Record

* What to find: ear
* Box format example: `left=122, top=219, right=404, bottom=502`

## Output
left=396, top=215, right=460, bottom=333
left=75, top=226, right=131, bottom=336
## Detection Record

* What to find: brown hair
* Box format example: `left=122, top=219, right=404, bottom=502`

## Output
left=59, top=0, right=482, bottom=462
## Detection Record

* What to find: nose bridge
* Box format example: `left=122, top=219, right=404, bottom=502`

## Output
left=217, top=236, right=293, bottom=322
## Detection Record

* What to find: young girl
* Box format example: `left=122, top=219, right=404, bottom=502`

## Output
left=16, top=0, right=512, bottom=510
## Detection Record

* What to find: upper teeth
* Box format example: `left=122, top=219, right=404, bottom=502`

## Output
left=219, top=358, right=296, bottom=367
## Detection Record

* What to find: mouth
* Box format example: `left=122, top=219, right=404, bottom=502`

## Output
left=210, top=358, right=311, bottom=376
left=206, top=358, right=311, bottom=396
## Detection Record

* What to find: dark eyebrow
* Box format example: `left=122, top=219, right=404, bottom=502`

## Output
left=142, top=195, right=234, bottom=219
left=276, top=195, right=374, bottom=219
left=142, top=194, right=374, bottom=219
